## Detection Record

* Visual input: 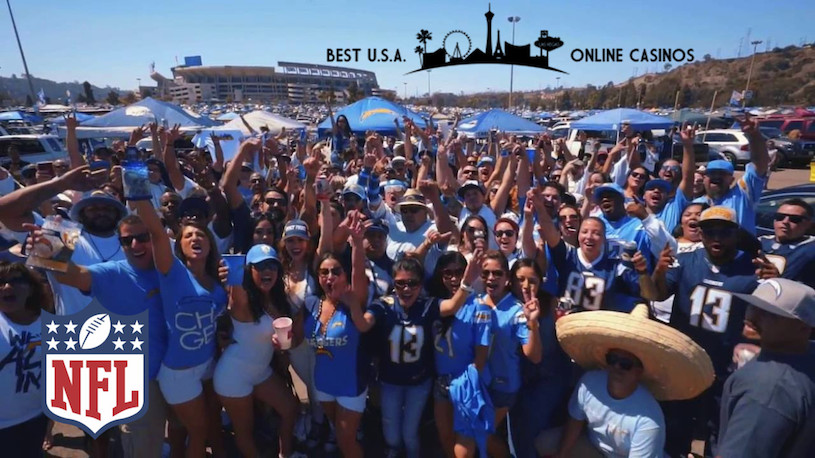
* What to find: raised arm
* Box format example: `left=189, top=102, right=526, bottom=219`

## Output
left=520, top=197, right=537, bottom=257
left=131, top=199, right=173, bottom=275
left=239, top=114, right=257, bottom=136
left=491, top=147, right=519, bottom=215
left=530, top=188, right=562, bottom=248
left=316, top=196, right=333, bottom=262
left=222, top=139, right=260, bottom=209
left=439, top=249, right=483, bottom=316
left=347, top=212, right=369, bottom=308
left=300, top=147, right=323, bottom=235
left=742, top=114, right=770, bottom=175
left=210, top=134, right=225, bottom=174
left=645, top=245, right=674, bottom=301
left=149, top=122, right=162, bottom=160
left=419, top=180, right=455, bottom=236
left=64, top=113, right=86, bottom=169
left=24, top=223, right=92, bottom=291
left=161, top=125, right=187, bottom=193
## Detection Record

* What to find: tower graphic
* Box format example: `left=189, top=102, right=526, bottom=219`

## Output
left=485, top=3, right=494, bottom=58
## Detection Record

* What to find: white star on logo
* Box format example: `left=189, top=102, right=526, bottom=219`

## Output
left=112, top=320, right=126, bottom=334
left=112, top=337, right=126, bottom=351
left=64, top=337, right=77, bottom=350
left=46, top=337, right=60, bottom=350
left=130, top=337, right=143, bottom=350
left=130, top=320, right=144, bottom=334
left=46, top=320, right=60, bottom=334
left=64, top=320, right=77, bottom=334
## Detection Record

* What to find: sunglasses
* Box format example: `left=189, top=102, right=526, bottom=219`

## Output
left=630, top=171, right=647, bottom=180
left=119, top=233, right=151, bottom=246
left=0, top=277, right=27, bottom=287
left=463, top=169, right=478, bottom=175
left=400, top=206, right=423, bottom=214
left=265, top=198, right=287, bottom=206
left=701, top=227, right=736, bottom=238
left=441, top=268, right=465, bottom=279
left=252, top=259, right=279, bottom=271
left=250, top=178, right=264, bottom=184
left=465, top=226, right=484, bottom=233
left=394, top=279, right=421, bottom=289
left=495, top=229, right=516, bottom=238
left=318, top=267, right=343, bottom=277
left=661, top=165, right=681, bottom=173
left=774, top=213, right=808, bottom=224
left=480, top=269, right=505, bottom=279
left=605, top=352, right=641, bottom=371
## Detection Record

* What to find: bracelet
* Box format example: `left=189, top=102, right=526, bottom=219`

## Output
left=459, top=283, right=475, bottom=293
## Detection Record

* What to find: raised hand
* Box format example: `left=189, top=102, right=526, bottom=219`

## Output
left=739, top=113, right=761, bottom=139
left=347, top=211, right=368, bottom=244
left=631, top=251, right=648, bottom=274
left=427, top=229, right=453, bottom=246
left=463, top=248, right=484, bottom=285
left=753, top=251, right=780, bottom=279
left=61, top=165, right=107, bottom=192
left=418, top=179, right=440, bottom=198
left=679, top=122, right=698, bottom=144
left=523, top=297, right=540, bottom=323
left=148, top=122, right=158, bottom=136
left=64, top=112, right=79, bottom=130
left=654, top=244, right=674, bottom=276
left=129, top=125, right=146, bottom=146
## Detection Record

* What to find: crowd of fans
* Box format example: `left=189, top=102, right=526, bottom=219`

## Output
left=0, top=107, right=814, bottom=458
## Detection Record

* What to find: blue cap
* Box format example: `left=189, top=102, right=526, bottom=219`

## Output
left=592, top=183, right=625, bottom=201
left=706, top=160, right=734, bottom=174
left=457, top=180, right=487, bottom=198
left=245, top=244, right=280, bottom=265
left=644, top=179, right=673, bottom=192
left=343, top=183, right=366, bottom=200
left=366, top=218, right=390, bottom=235
left=477, top=156, right=495, bottom=167
left=283, top=219, right=310, bottom=240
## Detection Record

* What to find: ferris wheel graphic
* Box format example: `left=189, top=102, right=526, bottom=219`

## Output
left=443, top=30, right=472, bottom=59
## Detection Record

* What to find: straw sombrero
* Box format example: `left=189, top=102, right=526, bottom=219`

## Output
left=556, top=304, right=714, bottom=401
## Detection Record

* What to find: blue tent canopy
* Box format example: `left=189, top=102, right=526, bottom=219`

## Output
left=47, top=112, right=96, bottom=125
left=0, top=110, right=42, bottom=123
left=570, top=108, right=673, bottom=131
left=457, top=109, right=544, bottom=138
left=216, top=112, right=240, bottom=122
left=316, top=97, right=426, bottom=136
left=81, top=97, right=217, bottom=129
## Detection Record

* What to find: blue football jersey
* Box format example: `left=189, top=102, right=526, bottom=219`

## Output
left=433, top=294, right=492, bottom=379
left=484, top=293, right=529, bottom=395
left=760, top=235, right=815, bottom=289
left=304, top=296, right=371, bottom=397
left=368, top=295, right=439, bottom=385
left=664, top=249, right=758, bottom=376
left=550, top=240, right=642, bottom=313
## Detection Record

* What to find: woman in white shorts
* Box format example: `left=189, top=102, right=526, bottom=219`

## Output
left=214, top=244, right=299, bottom=458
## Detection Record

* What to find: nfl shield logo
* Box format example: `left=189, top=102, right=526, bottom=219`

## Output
left=41, top=299, right=148, bottom=438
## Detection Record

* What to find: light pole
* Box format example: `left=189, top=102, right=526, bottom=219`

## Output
left=742, top=40, right=763, bottom=108
left=403, top=82, right=407, bottom=100
left=5, top=0, right=37, bottom=107
left=507, top=16, right=521, bottom=110
left=555, top=77, right=560, bottom=111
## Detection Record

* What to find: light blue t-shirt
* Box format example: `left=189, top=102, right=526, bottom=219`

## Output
left=159, top=257, right=227, bottom=368
left=656, top=191, right=689, bottom=234
left=569, top=370, right=666, bottom=458
left=693, top=163, right=766, bottom=234
left=484, top=293, right=529, bottom=394
left=87, top=260, right=167, bottom=380
left=433, top=294, right=492, bottom=379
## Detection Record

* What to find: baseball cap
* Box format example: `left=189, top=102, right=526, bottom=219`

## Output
left=366, top=218, right=390, bottom=235
left=282, top=219, right=310, bottom=240
left=644, top=179, right=673, bottom=193
left=698, top=206, right=738, bottom=227
left=457, top=180, right=487, bottom=198
left=178, top=197, right=210, bottom=219
left=241, top=161, right=254, bottom=171
left=477, top=156, right=495, bottom=167
left=705, top=160, right=734, bottom=174
left=592, top=183, right=625, bottom=201
left=494, top=213, right=520, bottom=232
left=734, top=279, right=815, bottom=327
left=245, top=243, right=281, bottom=266
left=391, top=156, right=407, bottom=165
left=342, top=183, right=366, bottom=200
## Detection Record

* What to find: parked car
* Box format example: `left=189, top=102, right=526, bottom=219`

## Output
left=755, top=184, right=815, bottom=236
left=755, top=115, right=815, bottom=141
left=562, top=126, right=711, bottom=164
left=695, top=129, right=751, bottom=168
left=760, top=126, right=813, bottom=168
left=0, top=135, right=68, bottom=165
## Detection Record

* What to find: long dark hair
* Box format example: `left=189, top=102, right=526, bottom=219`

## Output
left=0, top=261, right=50, bottom=315
left=509, top=258, right=551, bottom=306
left=174, top=222, right=222, bottom=285
left=460, top=214, right=490, bottom=250
left=243, top=261, right=291, bottom=322
left=312, top=252, right=352, bottom=298
left=251, top=212, right=282, bottom=246
left=428, top=252, right=467, bottom=299
left=335, top=115, right=352, bottom=137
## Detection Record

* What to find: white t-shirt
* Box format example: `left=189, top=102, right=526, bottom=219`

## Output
left=49, top=232, right=126, bottom=316
left=386, top=220, right=435, bottom=260
left=0, top=312, right=42, bottom=429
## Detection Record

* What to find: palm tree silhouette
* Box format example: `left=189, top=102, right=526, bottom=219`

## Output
left=415, top=46, right=424, bottom=65
left=416, top=29, right=433, bottom=53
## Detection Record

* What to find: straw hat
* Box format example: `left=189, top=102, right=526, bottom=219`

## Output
left=556, top=304, right=714, bottom=401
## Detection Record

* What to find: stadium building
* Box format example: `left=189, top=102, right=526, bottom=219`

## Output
left=150, top=61, right=381, bottom=104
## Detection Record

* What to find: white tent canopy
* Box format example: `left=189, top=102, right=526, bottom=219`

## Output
left=219, top=110, right=306, bottom=135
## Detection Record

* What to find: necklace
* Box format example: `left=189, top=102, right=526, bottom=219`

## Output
left=313, top=298, right=337, bottom=348
left=86, top=233, right=121, bottom=262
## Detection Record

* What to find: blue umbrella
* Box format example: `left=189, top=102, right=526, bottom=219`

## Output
left=48, top=112, right=96, bottom=125
left=457, top=109, right=544, bottom=138
left=571, top=108, right=674, bottom=131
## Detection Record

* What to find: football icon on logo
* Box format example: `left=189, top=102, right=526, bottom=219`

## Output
left=79, top=314, right=112, bottom=350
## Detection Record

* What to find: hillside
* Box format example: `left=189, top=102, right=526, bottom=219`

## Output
left=0, top=74, right=120, bottom=106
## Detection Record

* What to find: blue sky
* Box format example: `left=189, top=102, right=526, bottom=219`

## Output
left=1, top=0, right=813, bottom=96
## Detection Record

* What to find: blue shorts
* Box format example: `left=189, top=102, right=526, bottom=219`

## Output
left=488, top=387, right=518, bottom=409
left=315, top=388, right=368, bottom=413
left=157, top=359, right=215, bottom=405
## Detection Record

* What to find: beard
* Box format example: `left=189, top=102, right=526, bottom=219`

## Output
left=82, top=215, right=118, bottom=234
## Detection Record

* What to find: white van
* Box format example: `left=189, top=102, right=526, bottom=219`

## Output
left=0, top=135, right=68, bottom=164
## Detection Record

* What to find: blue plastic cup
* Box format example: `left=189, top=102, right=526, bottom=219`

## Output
left=526, top=148, right=536, bottom=164
left=222, top=254, right=246, bottom=286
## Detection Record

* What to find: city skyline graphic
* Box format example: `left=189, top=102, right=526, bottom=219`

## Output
left=408, top=3, right=567, bottom=75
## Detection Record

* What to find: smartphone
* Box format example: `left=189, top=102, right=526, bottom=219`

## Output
left=90, top=160, right=110, bottom=171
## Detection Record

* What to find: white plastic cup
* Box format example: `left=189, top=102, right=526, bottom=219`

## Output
left=273, top=317, right=293, bottom=350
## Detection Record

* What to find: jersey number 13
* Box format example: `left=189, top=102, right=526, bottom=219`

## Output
left=689, top=285, right=732, bottom=333
left=389, top=325, right=424, bottom=364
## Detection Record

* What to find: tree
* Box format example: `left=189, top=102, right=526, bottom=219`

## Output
left=664, top=63, right=673, bottom=72
left=122, top=92, right=137, bottom=105
left=415, top=46, right=424, bottom=65
left=346, top=82, right=362, bottom=103
left=416, top=29, right=432, bottom=53
left=703, top=53, right=712, bottom=62
left=82, top=81, right=95, bottom=105
left=106, top=90, right=120, bottom=105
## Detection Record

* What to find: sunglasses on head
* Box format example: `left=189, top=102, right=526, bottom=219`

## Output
left=394, top=279, right=421, bottom=289
left=480, top=269, right=505, bottom=279
left=441, top=268, right=465, bottom=279
left=605, top=352, right=641, bottom=371
left=252, top=259, right=279, bottom=271
left=774, top=213, right=808, bottom=224
left=318, top=267, right=343, bottom=277
left=119, top=233, right=151, bottom=246
left=495, top=229, right=516, bottom=238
